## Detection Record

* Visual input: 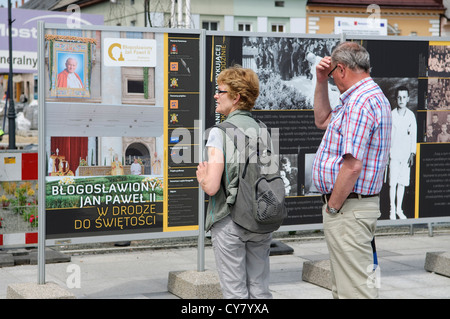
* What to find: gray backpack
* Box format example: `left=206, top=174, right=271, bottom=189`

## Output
left=216, top=120, right=286, bottom=233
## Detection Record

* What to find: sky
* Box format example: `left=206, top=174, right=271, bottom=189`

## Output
left=0, top=0, right=12, bottom=8
left=0, top=0, right=24, bottom=9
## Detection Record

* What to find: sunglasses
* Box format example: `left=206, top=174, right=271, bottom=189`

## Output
left=328, top=65, right=338, bottom=78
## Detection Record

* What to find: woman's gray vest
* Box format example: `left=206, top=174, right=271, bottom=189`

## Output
left=205, top=110, right=260, bottom=231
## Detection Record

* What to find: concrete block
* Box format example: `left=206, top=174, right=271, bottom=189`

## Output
left=168, top=270, right=223, bottom=299
left=6, top=282, right=76, bottom=299
left=425, top=251, right=450, bottom=277
left=302, top=259, right=331, bottom=290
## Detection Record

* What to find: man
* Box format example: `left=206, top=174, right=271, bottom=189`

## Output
left=430, top=113, right=441, bottom=140
left=389, top=86, right=416, bottom=220
left=425, top=124, right=436, bottom=142
left=312, top=42, right=392, bottom=299
left=57, top=57, right=83, bottom=88
left=445, top=113, right=450, bottom=133
left=281, top=156, right=298, bottom=195
left=130, top=158, right=142, bottom=175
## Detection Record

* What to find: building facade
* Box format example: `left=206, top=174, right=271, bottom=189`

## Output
left=46, top=0, right=307, bottom=33
left=306, top=0, right=445, bottom=36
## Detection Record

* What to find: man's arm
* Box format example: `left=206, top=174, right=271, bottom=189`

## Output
left=314, top=57, right=333, bottom=130
left=327, top=154, right=362, bottom=211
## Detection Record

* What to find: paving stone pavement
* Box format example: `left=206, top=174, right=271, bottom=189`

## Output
left=0, top=232, right=449, bottom=299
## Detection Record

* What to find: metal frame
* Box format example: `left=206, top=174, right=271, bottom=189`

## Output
left=37, top=21, right=46, bottom=284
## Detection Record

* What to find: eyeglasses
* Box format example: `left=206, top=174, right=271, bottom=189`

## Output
left=217, top=90, right=228, bottom=94
left=328, top=65, right=338, bottom=78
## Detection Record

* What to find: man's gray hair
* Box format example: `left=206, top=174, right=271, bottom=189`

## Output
left=331, top=42, right=371, bottom=73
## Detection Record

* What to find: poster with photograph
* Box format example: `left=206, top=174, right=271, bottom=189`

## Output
left=44, top=31, right=103, bottom=102
left=47, top=38, right=94, bottom=99
left=428, top=41, right=450, bottom=77
left=42, top=27, right=201, bottom=243
left=414, top=41, right=450, bottom=219
left=360, top=39, right=428, bottom=221
left=45, top=135, right=163, bottom=239
left=364, top=38, right=450, bottom=221
left=374, top=78, right=418, bottom=220
left=206, top=34, right=450, bottom=225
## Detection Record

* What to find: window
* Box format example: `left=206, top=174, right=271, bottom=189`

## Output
left=271, top=24, right=285, bottom=33
left=275, top=1, right=284, bottom=7
left=122, top=67, right=155, bottom=105
left=202, top=21, right=218, bottom=30
left=238, top=23, right=252, bottom=32
left=127, top=80, right=144, bottom=94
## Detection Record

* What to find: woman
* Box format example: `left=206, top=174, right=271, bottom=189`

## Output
left=196, top=66, right=272, bottom=299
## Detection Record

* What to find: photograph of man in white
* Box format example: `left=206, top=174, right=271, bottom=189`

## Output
left=389, top=86, right=417, bottom=220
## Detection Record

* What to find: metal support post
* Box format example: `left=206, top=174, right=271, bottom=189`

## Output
left=197, top=29, right=206, bottom=272
left=37, top=21, right=46, bottom=285
left=7, top=0, right=16, bottom=150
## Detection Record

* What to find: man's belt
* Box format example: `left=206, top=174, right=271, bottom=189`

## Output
left=322, top=192, right=379, bottom=203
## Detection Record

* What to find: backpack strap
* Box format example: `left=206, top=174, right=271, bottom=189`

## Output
left=254, top=119, right=271, bottom=151
left=216, top=119, right=267, bottom=149
left=214, top=121, right=252, bottom=180
left=214, top=121, right=249, bottom=154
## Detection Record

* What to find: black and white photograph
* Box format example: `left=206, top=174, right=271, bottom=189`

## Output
left=375, top=78, right=417, bottom=220
left=374, top=77, right=419, bottom=113
left=428, top=43, right=450, bottom=77
left=302, top=152, right=320, bottom=196
left=425, top=111, right=450, bottom=143
left=426, top=78, right=450, bottom=110
left=280, top=154, right=298, bottom=197
left=242, top=37, right=340, bottom=110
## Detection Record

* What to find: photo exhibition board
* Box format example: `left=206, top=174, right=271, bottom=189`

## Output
left=40, top=25, right=450, bottom=245
left=42, top=26, right=201, bottom=243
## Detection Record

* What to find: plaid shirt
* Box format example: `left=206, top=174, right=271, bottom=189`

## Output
left=312, top=77, right=392, bottom=195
